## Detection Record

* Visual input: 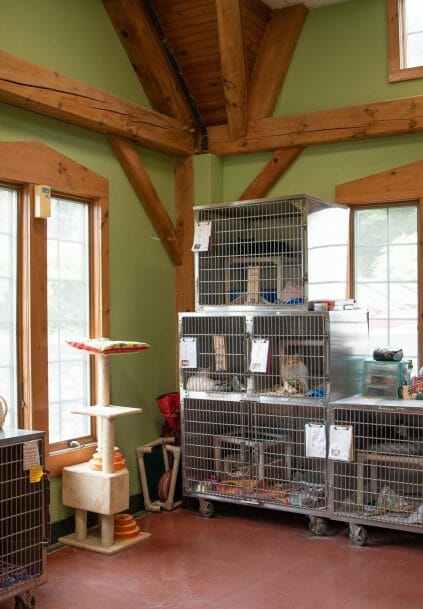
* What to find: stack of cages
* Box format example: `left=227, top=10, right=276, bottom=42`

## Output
left=0, top=430, right=48, bottom=608
left=328, top=397, right=423, bottom=545
left=180, top=195, right=368, bottom=523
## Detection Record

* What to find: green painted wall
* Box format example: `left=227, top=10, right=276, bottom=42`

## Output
left=1, top=0, right=423, bottom=523
left=0, top=0, right=176, bottom=522
left=194, top=0, right=423, bottom=206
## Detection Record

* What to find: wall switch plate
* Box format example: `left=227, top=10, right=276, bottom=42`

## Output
left=34, top=185, right=51, bottom=218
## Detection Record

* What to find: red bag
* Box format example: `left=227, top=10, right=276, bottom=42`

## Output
left=156, top=392, right=181, bottom=442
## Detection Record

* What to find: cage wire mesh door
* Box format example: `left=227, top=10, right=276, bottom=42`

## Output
left=0, top=431, right=48, bottom=609
left=329, top=399, right=423, bottom=536
left=195, top=198, right=304, bottom=308
left=182, top=398, right=328, bottom=512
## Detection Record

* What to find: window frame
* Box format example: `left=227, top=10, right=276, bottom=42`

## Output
left=387, top=0, right=423, bottom=82
left=336, top=161, right=423, bottom=371
left=0, top=142, right=109, bottom=476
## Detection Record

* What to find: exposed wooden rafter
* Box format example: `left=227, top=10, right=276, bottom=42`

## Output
left=102, top=0, right=192, bottom=125
left=248, top=5, right=307, bottom=121
left=0, top=51, right=194, bottom=156
left=108, top=135, right=182, bottom=265
left=208, top=94, right=423, bottom=155
left=175, top=155, right=195, bottom=316
left=215, top=0, right=248, bottom=139
left=240, top=147, right=303, bottom=200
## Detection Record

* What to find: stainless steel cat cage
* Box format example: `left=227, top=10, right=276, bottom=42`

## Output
left=194, top=195, right=349, bottom=309
left=183, top=397, right=327, bottom=517
left=179, top=310, right=368, bottom=402
left=0, top=430, right=48, bottom=609
left=181, top=193, right=375, bottom=539
left=179, top=310, right=368, bottom=523
left=327, top=397, right=423, bottom=545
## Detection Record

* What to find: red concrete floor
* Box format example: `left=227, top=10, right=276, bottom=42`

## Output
left=1, top=505, right=422, bottom=609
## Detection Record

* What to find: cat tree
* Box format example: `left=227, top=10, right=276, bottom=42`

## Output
left=59, top=340, right=151, bottom=554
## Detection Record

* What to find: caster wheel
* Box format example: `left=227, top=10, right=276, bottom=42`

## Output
left=198, top=498, right=215, bottom=519
left=15, top=595, right=35, bottom=609
left=308, top=516, right=328, bottom=536
left=349, top=525, right=368, bottom=547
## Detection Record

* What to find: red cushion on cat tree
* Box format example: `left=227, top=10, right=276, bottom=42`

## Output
left=65, top=338, right=150, bottom=355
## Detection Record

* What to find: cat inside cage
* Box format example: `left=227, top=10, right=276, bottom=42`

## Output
left=279, top=352, right=309, bottom=396
left=251, top=313, right=327, bottom=398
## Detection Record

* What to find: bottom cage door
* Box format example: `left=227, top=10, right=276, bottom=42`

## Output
left=332, top=405, right=423, bottom=529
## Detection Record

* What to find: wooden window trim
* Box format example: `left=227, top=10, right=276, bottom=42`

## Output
left=336, top=161, right=423, bottom=370
left=0, top=141, right=109, bottom=476
left=388, top=0, right=423, bottom=82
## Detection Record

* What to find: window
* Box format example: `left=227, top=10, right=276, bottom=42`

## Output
left=0, top=142, right=109, bottom=475
left=47, top=197, right=91, bottom=444
left=353, top=205, right=418, bottom=370
left=388, top=0, right=423, bottom=81
left=403, top=0, right=423, bottom=67
left=0, top=186, right=18, bottom=433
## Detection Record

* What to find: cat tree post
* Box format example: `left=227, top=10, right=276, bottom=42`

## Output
left=98, top=355, right=115, bottom=549
left=60, top=339, right=150, bottom=554
left=96, top=353, right=109, bottom=449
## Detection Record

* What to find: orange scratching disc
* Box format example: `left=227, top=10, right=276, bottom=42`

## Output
left=89, top=447, right=127, bottom=472
left=114, top=514, right=141, bottom=540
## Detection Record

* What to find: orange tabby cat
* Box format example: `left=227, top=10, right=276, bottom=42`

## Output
left=280, top=354, right=309, bottom=394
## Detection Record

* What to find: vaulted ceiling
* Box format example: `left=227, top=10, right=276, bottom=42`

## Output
left=1, top=0, right=421, bottom=160
left=102, top=0, right=309, bottom=150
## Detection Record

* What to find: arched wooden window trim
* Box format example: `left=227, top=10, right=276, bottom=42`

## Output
left=336, top=160, right=423, bottom=369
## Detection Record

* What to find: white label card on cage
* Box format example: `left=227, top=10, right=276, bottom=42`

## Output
left=179, top=337, right=197, bottom=368
left=305, top=423, right=327, bottom=458
left=23, top=441, right=40, bottom=471
left=328, top=425, right=354, bottom=462
left=249, top=339, right=270, bottom=373
left=191, top=221, right=212, bottom=252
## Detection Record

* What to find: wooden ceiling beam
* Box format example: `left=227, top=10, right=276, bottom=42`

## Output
left=0, top=50, right=194, bottom=156
left=208, top=94, right=423, bottom=155
left=102, top=0, right=192, bottom=125
left=248, top=5, right=308, bottom=121
left=109, top=135, right=182, bottom=266
left=175, top=155, right=195, bottom=317
left=239, top=147, right=303, bottom=200
left=215, top=0, right=248, bottom=140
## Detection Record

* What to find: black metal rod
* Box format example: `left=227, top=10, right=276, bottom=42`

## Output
left=141, top=0, right=208, bottom=152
